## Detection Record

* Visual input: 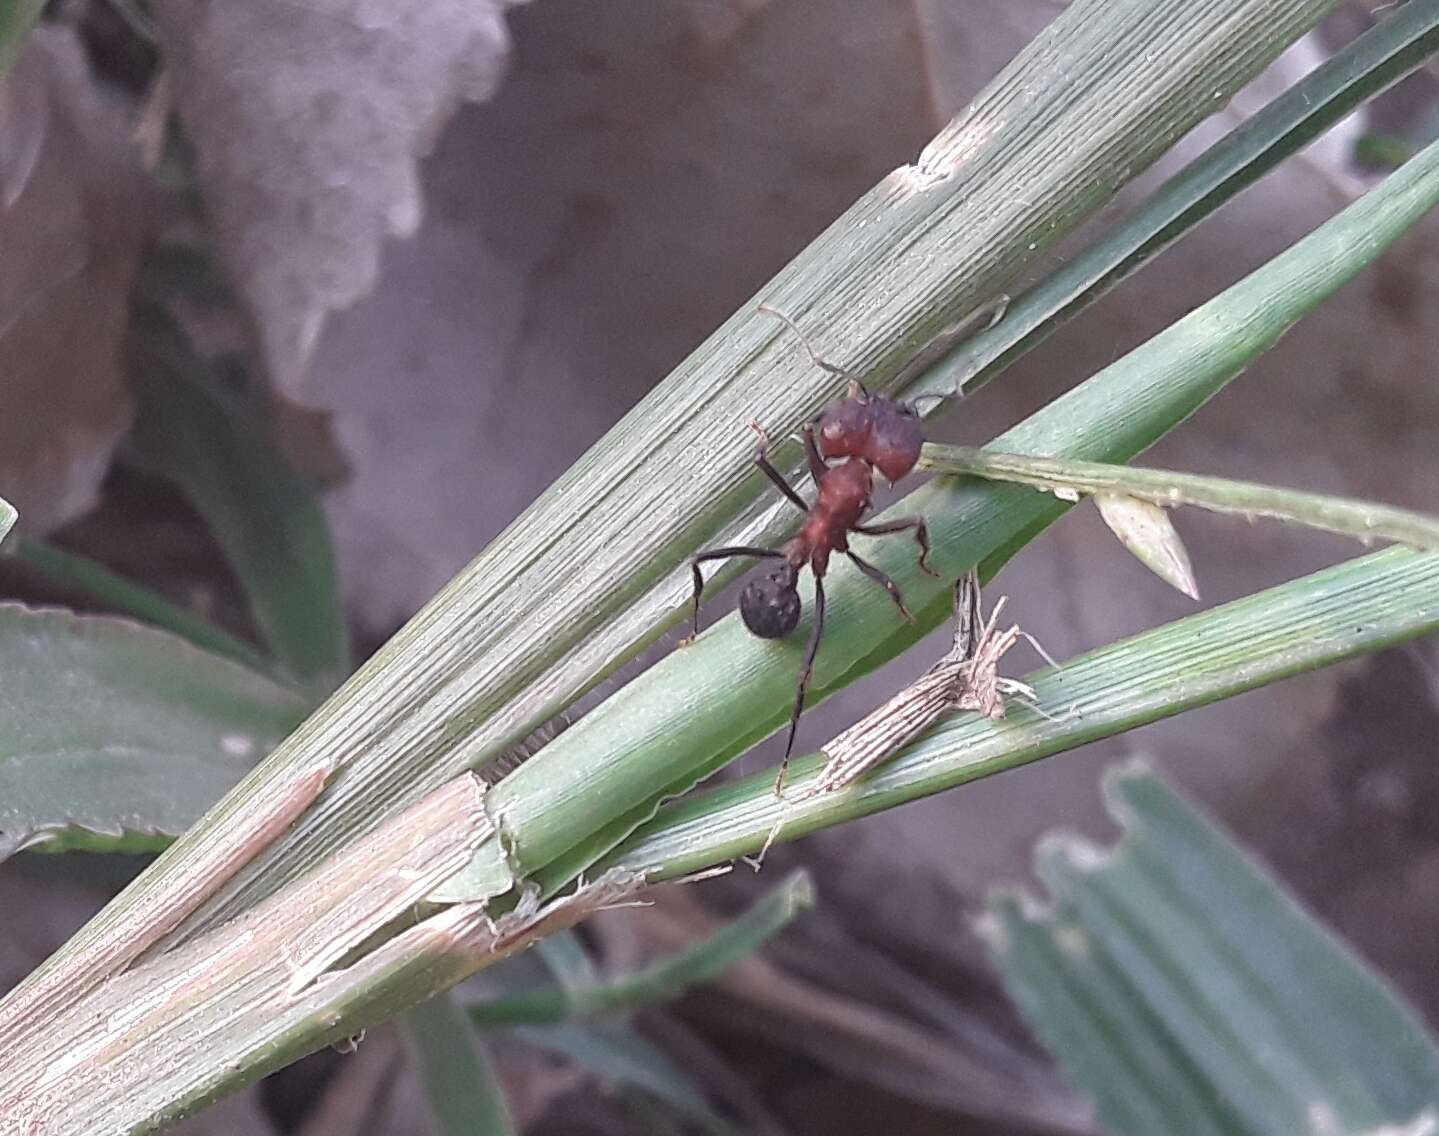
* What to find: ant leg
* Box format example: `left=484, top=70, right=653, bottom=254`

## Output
left=801, top=423, right=827, bottom=483
left=853, top=516, right=939, bottom=577
left=776, top=575, right=826, bottom=797
left=690, top=547, right=784, bottom=641
left=749, top=424, right=809, bottom=514
left=846, top=550, right=913, bottom=623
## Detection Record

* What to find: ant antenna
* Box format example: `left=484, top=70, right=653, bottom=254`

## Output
left=757, top=304, right=858, bottom=382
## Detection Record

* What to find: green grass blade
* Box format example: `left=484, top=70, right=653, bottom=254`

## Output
left=906, top=0, right=1439, bottom=404
left=126, top=303, right=351, bottom=692
left=469, top=871, right=813, bottom=1027
left=535, top=931, right=602, bottom=991
left=7, top=536, right=279, bottom=677
left=404, top=992, right=516, bottom=1136
left=917, top=445, right=1439, bottom=551
left=982, top=767, right=1439, bottom=1134
left=460, top=135, right=1439, bottom=898
left=596, top=547, right=1439, bottom=882
left=513, top=1022, right=731, bottom=1135
left=0, top=605, right=306, bottom=861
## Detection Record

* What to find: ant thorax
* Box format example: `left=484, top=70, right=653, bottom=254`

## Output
left=803, top=459, right=873, bottom=572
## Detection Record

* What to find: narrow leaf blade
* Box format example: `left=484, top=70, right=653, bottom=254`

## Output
left=515, top=1021, right=731, bottom=1135
left=467, top=871, right=814, bottom=1026
left=918, top=445, right=1439, bottom=553
left=126, top=304, right=350, bottom=691
left=9, top=535, right=277, bottom=675
left=908, top=2, right=1439, bottom=404
left=405, top=991, right=516, bottom=1136
left=476, top=131, right=1439, bottom=898
left=600, top=547, right=1439, bottom=881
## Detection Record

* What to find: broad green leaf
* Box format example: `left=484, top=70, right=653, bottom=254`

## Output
left=125, top=303, right=350, bottom=692
left=981, top=765, right=1439, bottom=1136
left=404, top=992, right=516, bottom=1136
left=0, top=496, right=14, bottom=546
left=0, top=605, right=307, bottom=860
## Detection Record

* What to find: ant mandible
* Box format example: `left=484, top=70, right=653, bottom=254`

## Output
left=688, top=306, right=941, bottom=792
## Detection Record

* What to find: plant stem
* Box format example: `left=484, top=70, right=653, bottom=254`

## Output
left=917, top=446, right=1439, bottom=551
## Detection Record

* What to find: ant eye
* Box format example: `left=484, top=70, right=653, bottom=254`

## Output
left=740, top=566, right=801, bottom=639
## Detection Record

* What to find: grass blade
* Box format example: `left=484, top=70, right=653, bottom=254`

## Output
left=7, top=535, right=278, bottom=676
left=404, top=992, right=516, bottom=1136
left=126, top=303, right=350, bottom=692
left=513, top=1022, right=731, bottom=1135
left=0, top=2, right=1367, bottom=1122
left=462, top=133, right=1439, bottom=898
left=905, top=0, right=1439, bottom=404
left=917, top=445, right=1439, bottom=551
left=124, top=0, right=1346, bottom=939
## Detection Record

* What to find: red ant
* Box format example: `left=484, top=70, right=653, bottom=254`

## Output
left=689, top=307, right=941, bottom=791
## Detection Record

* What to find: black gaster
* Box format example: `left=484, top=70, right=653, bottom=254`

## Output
left=739, top=563, right=801, bottom=639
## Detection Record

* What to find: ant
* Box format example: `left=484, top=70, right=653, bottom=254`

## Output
left=688, top=306, right=943, bottom=791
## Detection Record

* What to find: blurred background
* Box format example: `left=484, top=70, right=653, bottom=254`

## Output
left=2, top=1, right=1438, bottom=1133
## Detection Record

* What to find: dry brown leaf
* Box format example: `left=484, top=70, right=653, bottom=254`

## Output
left=153, top=0, right=526, bottom=397
left=0, top=28, right=146, bottom=533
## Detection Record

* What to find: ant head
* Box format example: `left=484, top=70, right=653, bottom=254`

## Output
left=866, top=397, right=925, bottom=483
left=815, top=396, right=874, bottom=462
left=739, top=562, right=801, bottom=639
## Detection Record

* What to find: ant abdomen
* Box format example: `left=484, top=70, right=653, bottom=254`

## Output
left=740, top=563, right=802, bottom=639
